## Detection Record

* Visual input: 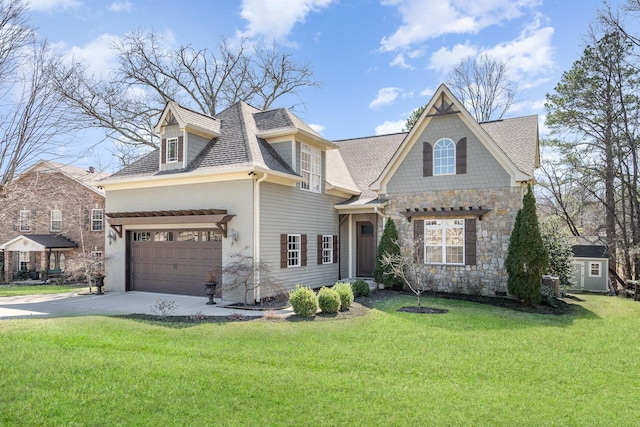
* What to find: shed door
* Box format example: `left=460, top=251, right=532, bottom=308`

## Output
left=130, top=229, right=222, bottom=296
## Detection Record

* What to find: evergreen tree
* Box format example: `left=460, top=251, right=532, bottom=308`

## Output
left=505, top=184, right=549, bottom=305
left=373, top=218, right=403, bottom=289
left=540, top=216, right=575, bottom=289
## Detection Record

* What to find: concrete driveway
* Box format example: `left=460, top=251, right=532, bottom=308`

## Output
left=0, top=291, right=292, bottom=320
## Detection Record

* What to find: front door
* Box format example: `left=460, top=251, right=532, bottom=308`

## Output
left=356, top=221, right=375, bottom=277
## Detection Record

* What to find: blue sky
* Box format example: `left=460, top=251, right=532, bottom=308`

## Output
left=26, top=0, right=621, bottom=168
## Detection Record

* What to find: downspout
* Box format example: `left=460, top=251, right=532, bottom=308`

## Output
left=373, top=206, right=385, bottom=231
left=253, top=172, right=268, bottom=303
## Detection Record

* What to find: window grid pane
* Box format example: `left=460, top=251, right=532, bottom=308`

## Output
left=424, top=219, right=465, bottom=265
left=288, top=234, right=301, bottom=267
left=433, top=138, right=455, bottom=175
left=51, top=210, right=62, bottom=232
left=91, top=209, right=104, bottom=231
left=301, top=143, right=321, bottom=193
left=167, top=138, right=178, bottom=162
left=322, top=235, right=333, bottom=264
left=19, top=210, right=30, bottom=232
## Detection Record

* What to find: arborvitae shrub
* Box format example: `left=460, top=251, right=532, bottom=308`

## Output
left=373, top=218, right=403, bottom=289
left=333, top=282, right=354, bottom=310
left=289, top=285, right=318, bottom=317
left=351, top=279, right=370, bottom=297
left=506, top=183, right=549, bottom=305
left=317, top=287, right=340, bottom=314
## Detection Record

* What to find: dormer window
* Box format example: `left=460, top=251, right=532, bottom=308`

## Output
left=301, top=143, right=321, bottom=193
left=166, top=137, right=179, bottom=163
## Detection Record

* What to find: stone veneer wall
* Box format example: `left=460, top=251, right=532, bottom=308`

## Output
left=381, top=186, right=524, bottom=296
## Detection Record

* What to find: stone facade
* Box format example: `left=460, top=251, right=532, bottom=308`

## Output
left=0, top=168, right=105, bottom=282
left=381, top=186, right=524, bottom=296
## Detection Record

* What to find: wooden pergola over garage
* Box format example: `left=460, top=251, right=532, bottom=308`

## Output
left=106, top=209, right=235, bottom=238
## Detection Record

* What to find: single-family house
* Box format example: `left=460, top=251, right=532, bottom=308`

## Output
left=570, top=236, right=609, bottom=292
left=0, top=160, right=109, bottom=282
left=99, top=83, right=539, bottom=302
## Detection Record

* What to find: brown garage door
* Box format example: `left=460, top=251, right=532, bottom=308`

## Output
left=130, top=229, right=222, bottom=296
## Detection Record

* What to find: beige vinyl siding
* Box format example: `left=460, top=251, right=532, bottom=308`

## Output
left=104, top=179, right=254, bottom=294
left=386, top=114, right=511, bottom=193
left=260, top=182, right=343, bottom=293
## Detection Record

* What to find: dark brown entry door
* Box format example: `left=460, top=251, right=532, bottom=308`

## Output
left=356, top=221, right=375, bottom=277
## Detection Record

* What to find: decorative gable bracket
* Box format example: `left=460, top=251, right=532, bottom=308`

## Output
left=401, top=206, right=492, bottom=222
left=425, top=92, right=460, bottom=117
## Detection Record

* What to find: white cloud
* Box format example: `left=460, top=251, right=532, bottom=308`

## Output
left=369, top=87, right=401, bottom=110
left=109, top=1, right=133, bottom=12
left=239, top=0, right=334, bottom=42
left=375, top=120, right=405, bottom=135
left=62, top=33, right=120, bottom=78
left=28, top=0, right=81, bottom=11
left=484, top=18, right=554, bottom=79
left=309, top=123, right=325, bottom=134
left=390, top=53, right=414, bottom=69
left=427, top=43, right=478, bottom=75
left=420, top=87, right=434, bottom=97
left=380, top=0, right=540, bottom=52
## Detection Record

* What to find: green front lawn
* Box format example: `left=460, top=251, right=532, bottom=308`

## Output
left=1, top=294, right=639, bottom=426
left=0, top=283, right=89, bottom=297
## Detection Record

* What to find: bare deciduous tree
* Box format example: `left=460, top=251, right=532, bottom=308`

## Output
left=54, top=30, right=321, bottom=162
left=379, top=238, right=433, bottom=307
left=221, top=250, right=284, bottom=305
left=0, top=0, right=80, bottom=190
left=447, top=53, right=518, bottom=122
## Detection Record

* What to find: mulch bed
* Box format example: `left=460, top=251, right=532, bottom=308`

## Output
left=116, top=289, right=580, bottom=325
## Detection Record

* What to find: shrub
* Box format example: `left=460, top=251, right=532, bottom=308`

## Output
left=317, top=287, right=340, bottom=314
left=333, top=282, right=354, bottom=310
left=540, top=285, right=557, bottom=308
left=289, top=285, right=318, bottom=317
left=373, top=219, right=403, bottom=289
left=351, top=279, right=370, bottom=297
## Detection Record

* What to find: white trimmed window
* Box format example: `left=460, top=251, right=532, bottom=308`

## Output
left=433, top=138, right=455, bottom=175
left=322, top=235, right=333, bottom=264
left=425, top=219, right=464, bottom=265
left=51, top=210, right=62, bottom=232
left=300, top=143, right=321, bottom=193
left=589, top=262, right=602, bottom=277
left=19, top=210, right=31, bottom=232
left=288, top=234, right=301, bottom=267
left=166, top=137, right=179, bottom=163
left=91, top=209, right=104, bottom=232
left=19, top=251, right=29, bottom=271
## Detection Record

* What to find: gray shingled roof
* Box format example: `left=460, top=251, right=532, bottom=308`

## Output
left=480, top=115, right=539, bottom=176
left=167, top=101, right=221, bottom=135
left=334, top=133, right=406, bottom=204
left=106, top=101, right=298, bottom=181
left=255, top=108, right=323, bottom=138
left=22, top=234, right=78, bottom=248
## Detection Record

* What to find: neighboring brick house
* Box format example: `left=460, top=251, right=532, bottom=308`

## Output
left=98, top=83, right=539, bottom=302
left=0, top=161, right=109, bottom=282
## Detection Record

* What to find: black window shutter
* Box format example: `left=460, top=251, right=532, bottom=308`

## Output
left=413, top=220, right=424, bottom=262
left=280, top=234, right=287, bottom=268
left=161, top=138, right=166, bottom=164
left=332, top=235, right=338, bottom=264
left=301, top=234, right=307, bottom=267
left=178, top=136, right=184, bottom=162
left=317, top=235, right=323, bottom=265
left=465, top=219, right=477, bottom=265
left=423, top=142, right=433, bottom=177
left=456, top=137, right=467, bottom=175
